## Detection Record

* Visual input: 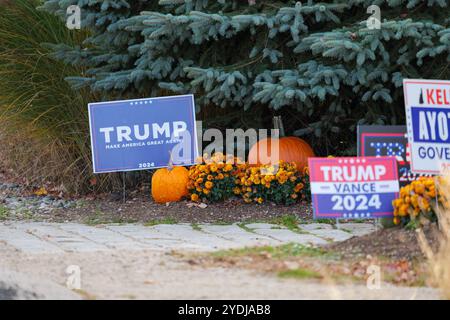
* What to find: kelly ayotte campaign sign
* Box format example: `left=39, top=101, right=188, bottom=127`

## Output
left=88, top=94, right=199, bottom=174
left=357, top=125, right=430, bottom=187
left=404, top=79, right=450, bottom=174
left=308, top=157, right=399, bottom=219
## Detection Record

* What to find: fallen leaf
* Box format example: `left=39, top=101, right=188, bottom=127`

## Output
left=34, top=187, right=48, bottom=196
left=90, top=177, right=97, bottom=186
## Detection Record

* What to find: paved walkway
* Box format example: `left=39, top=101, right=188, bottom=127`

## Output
left=0, top=221, right=440, bottom=300
left=0, top=221, right=376, bottom=254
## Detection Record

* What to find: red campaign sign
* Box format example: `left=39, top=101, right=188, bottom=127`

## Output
left=308, top=157, right=399, bottom=219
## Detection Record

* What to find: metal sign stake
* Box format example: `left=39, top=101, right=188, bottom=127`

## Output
left=122, top=171, right=126, bottom=203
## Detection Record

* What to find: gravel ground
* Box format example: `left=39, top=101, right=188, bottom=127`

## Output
left=0, top=181, right=314, bottom=224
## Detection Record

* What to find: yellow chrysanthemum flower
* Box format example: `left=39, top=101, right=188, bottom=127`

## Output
left=399, top=204, right=409, bottom=217
left=205, top=181, right=214, bottom=189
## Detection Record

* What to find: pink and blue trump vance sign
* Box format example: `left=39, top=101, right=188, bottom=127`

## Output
left=88, top=94, right=199, bottom=174
left=308, top=157, right=399, bottom=219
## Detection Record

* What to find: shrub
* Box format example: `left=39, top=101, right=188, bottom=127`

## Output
left=40, top=1, right=450, bottom=156
left=187, top=153, right=246, bottom=203
left=237, top=161, right=310, bottom=205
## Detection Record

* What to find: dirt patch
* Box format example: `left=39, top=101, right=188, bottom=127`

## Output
left=1, top=165, right=314, bottom=224
left=182, top=225, right=445, bottom=288
left=328, top=224, right=442, bottom=261
left=185, top=242, right=432, bottom=287
left=48, top=196, right=313, bottom=224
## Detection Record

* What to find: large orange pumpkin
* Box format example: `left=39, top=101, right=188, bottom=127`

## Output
left=248, top=117, right=315, bottom=170
left=151, top=166, right=189, bottom=203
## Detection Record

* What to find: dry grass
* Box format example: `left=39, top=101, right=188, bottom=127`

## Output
left=0, top=124, right=85, bottom=191
left=418, top=175, right=450, bottom=299
left=0, top=0, right=131, bottom=194
left=0, top=0, right=89, bottom=193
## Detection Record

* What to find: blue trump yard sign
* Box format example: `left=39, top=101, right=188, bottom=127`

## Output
left=88, top=94, right=199, bottom=174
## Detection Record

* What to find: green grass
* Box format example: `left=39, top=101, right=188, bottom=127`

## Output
left=83, top=207, right=138, bottom=225
left=314, top=219, right=336, bottom=225
left=144, top=217, right=178, bottom=226
left=18, top=208, right=33, bottom=220
left=211, top=221, right=233, bottom=225
left=211, top=243, right=333, bottom=259
left=73, top=289, right=97, bottom=300
left=191, top=223, right=202, bottom=231
left=237, top=223, right=254, bottom=233
left=84, top=217, right=107, bottom=226
left=237, top=216, right=315, bottom=233
left=349, top=219, right=369, bottom=223
left=83, top=209, right=109, bottom=225
left=75, top=200, right=88, bottom=209
left=0, top=205, right=10, bottom=221
left=269, top=215, right=306, bottom=233
left=278, top=268, right=323, bottom=280
left=112, top=218, right=138, bottom=224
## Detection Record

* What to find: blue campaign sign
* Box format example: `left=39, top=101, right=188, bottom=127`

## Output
left=411, top=106, right=450, bottom=144
left=88, top=94, right=199, bottom=173
left=357, top=125, right=431, bottom=186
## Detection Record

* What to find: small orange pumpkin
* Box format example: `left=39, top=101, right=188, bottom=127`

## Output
left=151, top=166, right=189, bottom=203
left=248, top=116, right=315, bottom=170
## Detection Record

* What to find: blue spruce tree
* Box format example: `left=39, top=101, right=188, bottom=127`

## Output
left=40, top=0, right=450, bottom=154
